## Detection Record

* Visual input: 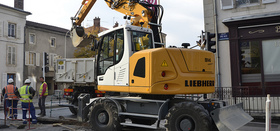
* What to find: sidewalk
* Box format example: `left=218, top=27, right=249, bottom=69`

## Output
left=0, top=95, right=68, bottom=110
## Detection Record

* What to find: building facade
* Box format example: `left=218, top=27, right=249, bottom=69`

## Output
left=204, top=0, right=280, bottom=96
left=24, top=21, right=76, bottom=94
left=0, top=3, right=30, bottom=91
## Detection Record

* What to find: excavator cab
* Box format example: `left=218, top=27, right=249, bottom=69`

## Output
left=95, top=25, right=154, bottom=89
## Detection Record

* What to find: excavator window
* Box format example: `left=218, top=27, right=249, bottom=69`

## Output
left=132, top=31, right=153, bottom=52
left=98, top=29, right=124, bottom=75
left=98, top=32, right=115, bottom=75
left=116, top=29, right=124, bottom=63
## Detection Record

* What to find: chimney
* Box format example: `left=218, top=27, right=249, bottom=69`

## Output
left=94, top=17, right=100, bottom=28
left=113, top=22, right=119, bottom=28
left=14, top=0, right=24, bottom=10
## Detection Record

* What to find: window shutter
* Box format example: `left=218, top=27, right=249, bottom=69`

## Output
left=25, top=51, right=29, bottom=65
left=2, top=73, right=7, bottom=88
left=36, top=53, right=40, bottom=66
left=0, top=21, right=3, bottom=37
left=16, top=24, right=21, bottom=39
left=220, top=0, right=234, bottom=9
left=3, top=21, right=8, bottom=37
left=262, top=0, right=276, bottom=4
left=12, top=47, right=16, bottom=65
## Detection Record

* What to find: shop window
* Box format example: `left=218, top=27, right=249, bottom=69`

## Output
left=262, top=39, right=280, bottom=82
left=240, top=41, right=261, bottom=83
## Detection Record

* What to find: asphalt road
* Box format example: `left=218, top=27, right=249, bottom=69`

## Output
left=0, top=104, right=280, bottom=131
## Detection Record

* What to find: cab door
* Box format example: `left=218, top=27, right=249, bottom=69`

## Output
left=97, top=32, right=115, bottom=86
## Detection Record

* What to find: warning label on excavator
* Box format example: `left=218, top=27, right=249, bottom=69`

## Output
left=161, top=60, right=168, bottom=67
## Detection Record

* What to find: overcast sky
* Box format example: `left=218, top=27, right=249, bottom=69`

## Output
left=0, top=0, right=204, bottom=47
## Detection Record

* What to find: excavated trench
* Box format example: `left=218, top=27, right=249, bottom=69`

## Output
left=37, top=117, right=89, bottom=127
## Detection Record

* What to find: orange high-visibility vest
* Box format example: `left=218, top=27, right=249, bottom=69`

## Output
left=5, top=85, right=17, bottom=99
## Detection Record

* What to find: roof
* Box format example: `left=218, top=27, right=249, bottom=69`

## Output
left=84, top=26, right=108, bottom=34
left=26, top=21, right=69, bottom=34
left=0, top=3, right=31, bottom=15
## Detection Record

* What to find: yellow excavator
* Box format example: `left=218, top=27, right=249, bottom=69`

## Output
left=68, top=0, right=253, bottom=130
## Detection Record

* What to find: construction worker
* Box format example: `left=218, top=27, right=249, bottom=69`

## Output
left=19, top=79, right=37, bottom=124
left=1, top=78, right=20, bottom=119
left=38, top=77, right=48, bottom=117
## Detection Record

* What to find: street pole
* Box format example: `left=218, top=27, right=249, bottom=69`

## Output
left=266, top=94, right=271, bottom=131
left=65, top=30, right=70, bottom=58
left=43, top=51, right=45, bottom=80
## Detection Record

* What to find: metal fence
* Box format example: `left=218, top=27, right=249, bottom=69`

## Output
left=209, top=87, right=280, bottom=116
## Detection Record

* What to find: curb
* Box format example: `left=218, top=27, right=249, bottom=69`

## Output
left=0, top=104, right=65, bottom=110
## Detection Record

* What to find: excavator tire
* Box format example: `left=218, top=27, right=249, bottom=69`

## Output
left=89, top=99, right=121, bottom=131
left=165, top=101, right=212, bottom=131
left=69, top=100, right=78, bottom=115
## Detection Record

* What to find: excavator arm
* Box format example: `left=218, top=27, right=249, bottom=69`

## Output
left=74, top=0, right=97, bottom=26
left=71, top=0, right=163, bottom=47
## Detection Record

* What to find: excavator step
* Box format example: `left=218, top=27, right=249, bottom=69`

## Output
left=119, top=112, right=159, bottom=119
left=120, top=123, right=158, bottom=129
left=111, top=97, right=166, bottom=103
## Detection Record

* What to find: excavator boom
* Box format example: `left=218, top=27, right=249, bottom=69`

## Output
left=71, top=0, right=164, bottom=47
left=74, top=0, right=97, bottom=26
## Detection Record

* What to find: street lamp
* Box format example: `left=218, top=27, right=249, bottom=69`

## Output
left=64, top=30, right=71, bottom=58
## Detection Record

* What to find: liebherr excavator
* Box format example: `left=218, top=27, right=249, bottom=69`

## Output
left=69, top=0, right=253, bottom=130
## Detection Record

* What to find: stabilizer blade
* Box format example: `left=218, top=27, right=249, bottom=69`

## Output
left=210, top=103, right=253, bottom=131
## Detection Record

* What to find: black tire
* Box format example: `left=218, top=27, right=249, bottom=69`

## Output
left=89, top=99, right=121, bottom=131
left=69, top=100, right=78, bottom=115
left=165, top=102, right=212, bottom=131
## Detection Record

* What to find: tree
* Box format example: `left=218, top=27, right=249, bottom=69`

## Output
left=73, top=44, right=96, bottom=58
left=73, top=26, right=100, bottom=58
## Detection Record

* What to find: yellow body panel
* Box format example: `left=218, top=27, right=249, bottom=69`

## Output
left=129, top=51, right=150, bottom=87
left=99, top=85, right=129, bottom=93
left=129, top=48, right=215, bottom=94
left=99, top=48, right=215, bottom=94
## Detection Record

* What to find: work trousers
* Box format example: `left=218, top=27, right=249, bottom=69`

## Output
left=22, top=102, right=37, bottom=123
left=6, top=99, right=18, bottom=118
left=3, top=95, right=7, bottom=116
left=39, top=96, right=47, bottom=115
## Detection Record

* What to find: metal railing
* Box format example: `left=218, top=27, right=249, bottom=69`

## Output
left=4, top=98, right=36, bottom=130
left=209, top=87, right=280, bottom=116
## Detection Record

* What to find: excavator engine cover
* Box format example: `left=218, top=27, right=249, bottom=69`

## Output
left=129, top=48, right=215, bottom=94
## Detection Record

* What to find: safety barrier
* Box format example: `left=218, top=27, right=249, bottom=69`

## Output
left=4, top=98, right=36, bottom=130
left=50, top=90, right=62, bottom=117
left=209, top=86, right=280, bottom=116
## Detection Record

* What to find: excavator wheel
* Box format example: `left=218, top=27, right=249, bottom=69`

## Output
left=69, top=91, right=79, bottom=115
left=89, top=99, right=121, bottom=131
left=69, top=100, right=78, bottom=115
left=165, top=102, right=212, bottom=131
